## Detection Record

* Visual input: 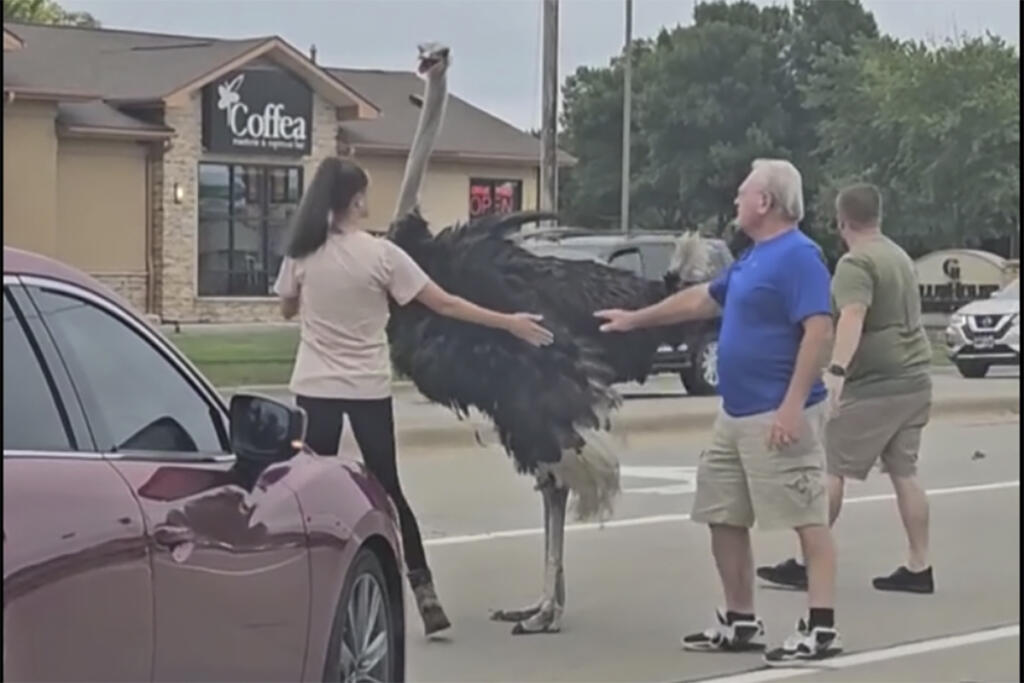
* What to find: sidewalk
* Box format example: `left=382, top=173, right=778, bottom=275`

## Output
left=225, top=371, right=1020, bottom=451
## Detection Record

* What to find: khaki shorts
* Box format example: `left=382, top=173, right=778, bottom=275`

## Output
left=691, top=402, right=829, bottom=531
left=826, top=386, right=932, bottom=480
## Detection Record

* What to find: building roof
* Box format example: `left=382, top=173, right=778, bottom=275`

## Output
left=331, top=67, right=575, bottom=167
left=57, top=101, right=174, bottom=139
left=4, top=22, right=266, bottom=101
left=2, top=22, right=376, bottom=116
left=3, top=21, right=571, bottom=165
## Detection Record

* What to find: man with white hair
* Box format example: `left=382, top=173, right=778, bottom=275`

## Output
left=596, top=159, right=841, bottom=664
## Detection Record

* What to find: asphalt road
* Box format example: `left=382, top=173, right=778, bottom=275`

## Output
left=391, top=413, right=1020, bottom=683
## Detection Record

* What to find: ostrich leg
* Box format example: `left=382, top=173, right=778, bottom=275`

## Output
left=490, top=475, right=552, bottom=624
left=511, top=481, right=568, bottom=635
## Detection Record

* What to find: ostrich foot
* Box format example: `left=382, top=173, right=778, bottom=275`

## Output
left=490, top=599, right=543, bottom=623
left=511, top=601, right=562, bottom=635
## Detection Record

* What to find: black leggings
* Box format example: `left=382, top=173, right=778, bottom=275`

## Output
left=296, top=395, right=428, bottom=573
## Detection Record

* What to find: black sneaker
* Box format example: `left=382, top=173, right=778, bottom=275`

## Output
left=681, top=608, right=765, bottom=652
left=764, top=618, right=843, bottom=665
left=872, top=566, right=934, bottom=594
left=756, top=558, right=808, bottom=589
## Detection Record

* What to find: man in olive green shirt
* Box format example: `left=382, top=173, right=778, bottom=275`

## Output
left=757, top=183, right=935, bottom=594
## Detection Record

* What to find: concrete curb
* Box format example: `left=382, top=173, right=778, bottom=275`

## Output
left=221, top=382, right=418, bottom=396
left=395, top=394, right=1020, bottom=451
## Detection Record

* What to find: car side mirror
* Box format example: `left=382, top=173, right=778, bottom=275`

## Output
left=229, top=394, right=306, bottom=468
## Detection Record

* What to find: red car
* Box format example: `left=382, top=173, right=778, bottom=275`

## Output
left=3, top=247, right=405, bottom=682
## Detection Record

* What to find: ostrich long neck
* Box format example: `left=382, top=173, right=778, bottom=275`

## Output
left=393, top=70, right=448, bottom=219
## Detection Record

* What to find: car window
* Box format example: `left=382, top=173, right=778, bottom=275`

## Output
left=609, top=249, right=644, bottom=277
left=640, top=245, right=673, bottom=279
left=29, top=288, right=227, bottom=458
left=3, top=291, right=74, bottom=453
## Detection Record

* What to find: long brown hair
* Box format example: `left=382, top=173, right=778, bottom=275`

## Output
left=285, top=157, right=369, bottom=258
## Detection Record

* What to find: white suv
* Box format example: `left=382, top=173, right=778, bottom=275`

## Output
left=945, top=278, right=1020, bottom=377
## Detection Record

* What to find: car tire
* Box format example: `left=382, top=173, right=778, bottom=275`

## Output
left=955, top=360, right=990, bottom=379
left=323, top=547, right=401, bottom=683
left=681, top=334, right=719, bottom=396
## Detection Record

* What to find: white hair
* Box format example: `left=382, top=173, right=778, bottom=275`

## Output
left=749, top=158, right=804, bottom=223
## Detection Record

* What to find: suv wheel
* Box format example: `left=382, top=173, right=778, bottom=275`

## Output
left=955, top=360, right=990, bottom=379
left=681, top=334, right=719, bottom=396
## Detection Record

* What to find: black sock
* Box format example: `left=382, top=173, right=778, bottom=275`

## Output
left=726, top=611, right=755, bottom=624
left=809, top=608, right=834, bottom=629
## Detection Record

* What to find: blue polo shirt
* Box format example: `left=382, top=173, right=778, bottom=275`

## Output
left=709, top=228, right=830, bottom=417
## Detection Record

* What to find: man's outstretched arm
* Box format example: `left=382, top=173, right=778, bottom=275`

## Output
left=595, top=283, right=721, bottom=333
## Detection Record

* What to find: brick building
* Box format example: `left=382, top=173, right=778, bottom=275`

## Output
left=3, top=22, right=573, bottom=323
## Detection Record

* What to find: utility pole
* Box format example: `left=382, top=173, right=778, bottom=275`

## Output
left=540, top=0, right=559, bottom=223
left=620, top=0, right=633, bottom=233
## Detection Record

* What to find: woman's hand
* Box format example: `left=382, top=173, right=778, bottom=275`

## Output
left=504, top=313, right=554, bottom=347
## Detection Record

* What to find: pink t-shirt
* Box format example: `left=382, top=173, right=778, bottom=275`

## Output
left=273, top=231, right=430, bottom=400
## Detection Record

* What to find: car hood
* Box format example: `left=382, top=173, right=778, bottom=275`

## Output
left=955, top=298, right=1020, bottom=316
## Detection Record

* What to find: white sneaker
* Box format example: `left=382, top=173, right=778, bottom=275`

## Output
left=681, top=608, right=766, bottom=652
left=764, top=617, right=843, bottom=665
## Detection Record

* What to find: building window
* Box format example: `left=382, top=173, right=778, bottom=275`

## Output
left=198, top=163, right=303, bottom=297
left=469, top=178, right=522, bottom=218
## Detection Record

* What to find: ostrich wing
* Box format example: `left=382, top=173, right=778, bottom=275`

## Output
left=387, top=212, right=673, bottom=474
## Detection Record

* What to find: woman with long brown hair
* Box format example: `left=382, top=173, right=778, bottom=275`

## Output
left=274, top=156, right=552, bottom=636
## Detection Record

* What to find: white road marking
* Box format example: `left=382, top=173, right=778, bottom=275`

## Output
left=423, top=479, right=1020, bottom=548
left=622, top=465, right=698, bottom=495
left=685, top=623, right=1019, bottom=683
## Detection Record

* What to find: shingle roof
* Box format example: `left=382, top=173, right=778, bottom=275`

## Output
left=4, top=22, right=267, bottom=101
left=330, top=68, right=575, bottom=166
left=57, top=101, right=173, bottom=136
left=3, top=21, right=571, bottom=164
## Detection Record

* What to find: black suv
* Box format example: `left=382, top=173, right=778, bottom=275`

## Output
left=513, top=228, right=733, bottom=395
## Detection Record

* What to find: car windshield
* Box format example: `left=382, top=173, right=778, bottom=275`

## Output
left=522, top=242, right=607, bottom=263
left=993, top=279, right=1019, bottom=299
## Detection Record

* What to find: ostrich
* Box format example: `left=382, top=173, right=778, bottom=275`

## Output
left=384, top=43, right=714, bottom=635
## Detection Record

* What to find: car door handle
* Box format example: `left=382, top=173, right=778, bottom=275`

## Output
left=153, top=525, right=195, bottom=548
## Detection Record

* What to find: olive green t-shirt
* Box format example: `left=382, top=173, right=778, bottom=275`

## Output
left=831, top=235, right=932, bottom=399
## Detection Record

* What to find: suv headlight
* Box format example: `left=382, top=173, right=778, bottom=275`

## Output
left=949, top=313, right=967, bottom=327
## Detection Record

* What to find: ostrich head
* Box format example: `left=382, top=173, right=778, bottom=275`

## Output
left=667, top=230, right=712, bottom=285
left=416, top=42, right=451, bottom=79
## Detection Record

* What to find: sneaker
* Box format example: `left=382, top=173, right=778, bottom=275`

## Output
left=756, top=558, right=808, bottom=589
left=681, top=608, right=765, bottom=652
left=764, top=618, right=843, bottom=665
left=872, top=566, right=934, bottom=594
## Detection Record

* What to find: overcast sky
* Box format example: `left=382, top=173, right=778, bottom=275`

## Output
left=58, top=0, right=1020, bottom=131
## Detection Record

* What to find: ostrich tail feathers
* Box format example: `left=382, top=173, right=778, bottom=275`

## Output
left=540, top=428, right=621, bottom=523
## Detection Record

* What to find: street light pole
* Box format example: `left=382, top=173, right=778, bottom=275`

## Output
left=620, top=0, right=633, bottom=233
left=540, top=0, right=559, bottom=224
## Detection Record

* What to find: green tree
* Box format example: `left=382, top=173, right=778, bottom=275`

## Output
left=3, top=0, right=99, bottom=27
left=807, top=35, right=1020, bottom=257
left=557, top=0, right=878, bottom=243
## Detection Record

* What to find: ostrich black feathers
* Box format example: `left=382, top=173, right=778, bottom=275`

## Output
left=386, top=210, right=676, bottom=475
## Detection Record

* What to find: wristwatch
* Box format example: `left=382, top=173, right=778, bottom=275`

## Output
left=827, top=363, right=847, bottom=377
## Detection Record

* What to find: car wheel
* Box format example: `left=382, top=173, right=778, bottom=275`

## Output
left=956, top=360, right=990, bottom=378
left=323, top=548, right=399, bottom=683
left=681, top=334, right=719, bottom=396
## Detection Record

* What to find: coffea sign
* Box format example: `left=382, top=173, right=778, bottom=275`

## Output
left=203, top=69, right=313, bottom=155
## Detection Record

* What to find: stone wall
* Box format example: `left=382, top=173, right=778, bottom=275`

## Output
left=157, top=89, right=337, bottom=323
left=92, top=272, right=149, bottom=312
